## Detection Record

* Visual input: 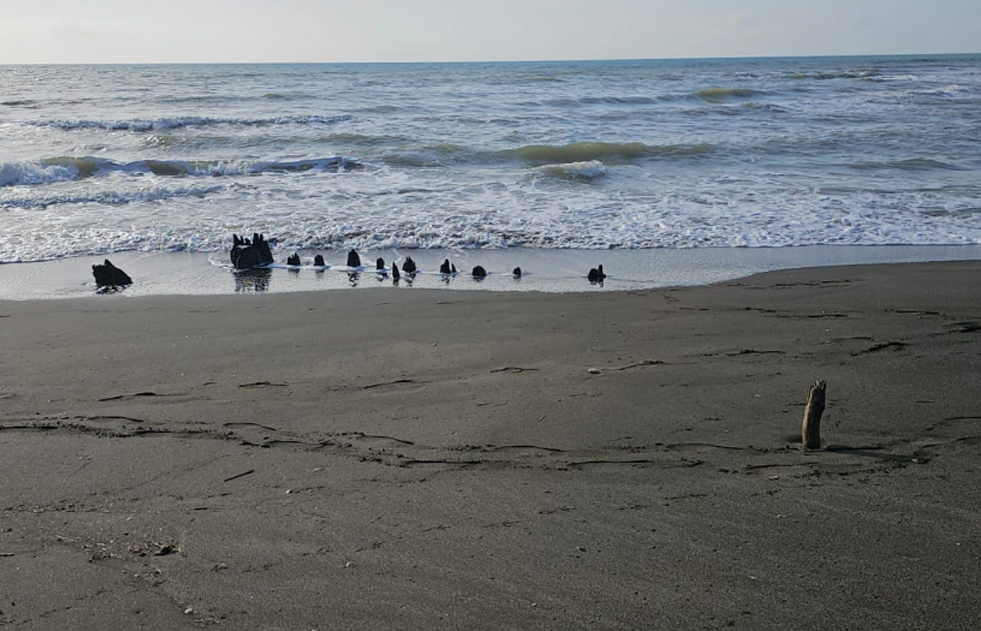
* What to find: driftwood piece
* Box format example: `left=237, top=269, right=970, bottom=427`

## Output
left=802, top=380, right=827, bottom=450
left=223, top=469, right=255, bottom=483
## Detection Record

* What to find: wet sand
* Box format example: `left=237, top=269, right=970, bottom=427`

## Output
left=1, top=261, right=980, bottom=629
left=3, top=243, right=981, bottom=299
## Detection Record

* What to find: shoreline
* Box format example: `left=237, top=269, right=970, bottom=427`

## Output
left=1, top=260, right=980, bottom=629
left=1, top=243, right=981, bottom=300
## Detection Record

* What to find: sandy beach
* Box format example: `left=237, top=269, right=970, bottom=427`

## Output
left=2, top=260, right=980, bottom=630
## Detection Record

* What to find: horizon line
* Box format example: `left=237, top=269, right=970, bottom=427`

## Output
left=2, top=51, right=979, bottom=67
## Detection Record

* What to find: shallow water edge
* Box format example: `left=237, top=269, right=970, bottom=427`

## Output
left=1, top=244, right=980, bottom=301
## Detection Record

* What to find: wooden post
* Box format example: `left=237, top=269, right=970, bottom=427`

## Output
left=802, top=380, right=826, bottom=450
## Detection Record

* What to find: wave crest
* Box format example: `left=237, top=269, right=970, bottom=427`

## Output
left=23, top=114, right=352, bottom=132
left=538, top=160, right=607, bottom=181
left=848, top=158, right=967, bottom=172
left=1, top=185, right=223, bottom=210
left=0, top=156, right=359, bottom=187
left=694, top=87, right=765, bottom=103
left=503, top=141, right=714, bottom=165
left=0, top=160, right=84, bottom=187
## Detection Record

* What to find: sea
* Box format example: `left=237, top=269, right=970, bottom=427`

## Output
left=1, top=54, right=980, bottom=297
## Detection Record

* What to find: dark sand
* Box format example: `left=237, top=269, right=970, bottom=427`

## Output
left=1, top=261, right=980, bottom=629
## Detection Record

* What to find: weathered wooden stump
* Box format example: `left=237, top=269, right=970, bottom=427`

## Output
left=92, top=259, right=132, bottom=289
left=802, top=380, right=827, bottom=450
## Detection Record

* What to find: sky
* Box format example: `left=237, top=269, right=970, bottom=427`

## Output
left=0, top=0, right=978, bottom=64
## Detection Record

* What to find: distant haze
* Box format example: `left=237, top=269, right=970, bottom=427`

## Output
left=0, top=0, right=979, bottom=64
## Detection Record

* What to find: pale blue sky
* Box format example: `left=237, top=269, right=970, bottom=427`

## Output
left=0, top=0, right=978, bottom=63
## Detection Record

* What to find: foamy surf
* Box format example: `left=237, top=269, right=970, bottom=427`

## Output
left=1, top=55, right=979, bottom=267
left=0, top=160, right=82, bottom=187
left=0, top=156, right=358, bottom=187
left=0, top=185, right=224, bottom=210
left=538, top=160, right=607, bottom=181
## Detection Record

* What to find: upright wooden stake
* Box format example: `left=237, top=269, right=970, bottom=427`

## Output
left=802, top=380, right=826, bottom=450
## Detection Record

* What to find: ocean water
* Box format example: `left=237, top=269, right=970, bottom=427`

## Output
left=1, top=55, right=980, bottom=278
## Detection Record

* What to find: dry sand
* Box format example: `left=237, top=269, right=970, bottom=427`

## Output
left=1, top=261, right=980, bottom=630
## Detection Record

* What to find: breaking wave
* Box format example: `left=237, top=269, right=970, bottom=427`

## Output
left=0, top=156, right=359, bottom=187
left=0, top=185, right=224, bottom=210
left=778, top=69, right=881, bottom=81
left=23, top=114, right=352, bottom=132
left=537, top=160, right=607, bottom=181
left=0, top=160, right=82, bottom=187
left=379, top=141, right=716, bottom=169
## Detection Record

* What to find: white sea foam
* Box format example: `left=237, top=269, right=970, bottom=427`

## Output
left=538, top=160, right=607, bottom=180
left=0, top=156, right=357, bottom=187
left=926, top=84, right=965, bottom=96
left=0, top=185, right=223, bottom=210
left=4, top=182, right=981, bottom=263
left=0, top=160, right=81, bottom=187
